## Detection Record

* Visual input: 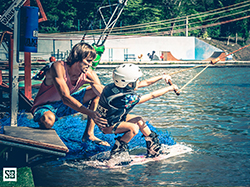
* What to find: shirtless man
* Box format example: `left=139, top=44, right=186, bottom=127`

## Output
left=31, top=42, right=109, bottom=146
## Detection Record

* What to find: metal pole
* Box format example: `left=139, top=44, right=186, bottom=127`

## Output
left=53, top=39, right=55, bottom=57
left=10, top=7, right=20, bottom=126
left=186, top=16, right=188, bottom=37
left=78, top=19, right=80, bottom=31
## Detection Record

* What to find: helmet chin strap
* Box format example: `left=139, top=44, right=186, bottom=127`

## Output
left=125, top=81, right=136, bottom=90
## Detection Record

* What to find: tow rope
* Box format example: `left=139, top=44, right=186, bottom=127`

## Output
left=168, top=43, right=250, bottom=95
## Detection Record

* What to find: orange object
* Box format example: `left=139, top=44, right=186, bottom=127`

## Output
left=138, top=54, right=143, bottom=59
left=49, top=56, right=56, bottom=62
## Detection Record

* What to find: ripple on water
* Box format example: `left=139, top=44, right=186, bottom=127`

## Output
left=28, top=67, right=250, bottom=186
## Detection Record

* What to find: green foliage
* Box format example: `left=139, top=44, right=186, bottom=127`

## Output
left=0, top=0, right=249, bottom=40
left=0, top=167, right=34, bottom=186
left=207, top=26, right=221, bottom=37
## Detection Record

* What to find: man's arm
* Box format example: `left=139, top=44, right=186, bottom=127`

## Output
left=49, top=62, right=106, bottom=125
left=85, top=68, right=104, bottom=96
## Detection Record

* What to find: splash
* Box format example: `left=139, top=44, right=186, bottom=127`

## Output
left=81, top=143, right=192, bottom=169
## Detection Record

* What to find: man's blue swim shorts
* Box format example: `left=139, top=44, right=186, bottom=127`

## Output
left=33, top=87, right=89, bottom=122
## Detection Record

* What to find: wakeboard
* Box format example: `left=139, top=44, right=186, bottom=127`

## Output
left=84, top=143, right=192, bottom=169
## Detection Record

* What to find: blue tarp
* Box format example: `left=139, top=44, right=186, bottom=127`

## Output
left=0, top=111, right=175, bottom=158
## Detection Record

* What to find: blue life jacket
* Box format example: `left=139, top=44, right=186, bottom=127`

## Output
left=97, top=83, right=141, bottom=127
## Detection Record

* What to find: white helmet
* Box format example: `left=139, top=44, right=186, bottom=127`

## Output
left=113, top=63, right=143, bottom=88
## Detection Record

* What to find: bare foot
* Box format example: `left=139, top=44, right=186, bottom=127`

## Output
left=82, top=135, right=110, bottom=147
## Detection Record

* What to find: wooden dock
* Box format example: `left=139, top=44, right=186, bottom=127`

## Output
left=0, top=126, right=69, bottom=167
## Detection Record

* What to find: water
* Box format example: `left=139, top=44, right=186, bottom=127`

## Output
left=4, top=66, right=250, bottom=186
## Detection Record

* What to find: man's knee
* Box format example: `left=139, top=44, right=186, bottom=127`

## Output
left=39, top=111, right=56, bottom=129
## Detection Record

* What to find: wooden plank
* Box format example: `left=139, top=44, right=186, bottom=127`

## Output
left=0, top=139, right=66, bottom=157
left=1, top=126, right=69, bottom=153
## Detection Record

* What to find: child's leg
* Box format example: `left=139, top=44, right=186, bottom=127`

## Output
left=126, top=114, right=162, bottom=157
left=102, top=114, right=148, bottom=139
left=126, top=114, right=151, bottom=136
left=108, top=121, right=139, bottom=161
left=112, top=121, right=140, bottom=143
left=144, top=131, right=162, bottom=157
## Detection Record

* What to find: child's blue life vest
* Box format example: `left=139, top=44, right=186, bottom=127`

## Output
left=97, top=83, right=141, bottom=127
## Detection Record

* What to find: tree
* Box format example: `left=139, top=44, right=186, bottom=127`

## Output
left=0, top=0, right=249, bottom=41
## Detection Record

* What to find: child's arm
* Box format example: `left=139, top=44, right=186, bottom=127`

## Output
left=138, top=74, right=171, bottom=88
left=138, top=84, right=178, bottom=104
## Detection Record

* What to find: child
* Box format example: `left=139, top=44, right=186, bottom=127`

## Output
left=97, top=63, right=178, bottom=161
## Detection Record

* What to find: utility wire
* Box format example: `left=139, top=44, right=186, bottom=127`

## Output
left=109, top=4, right=250, bottom=34
left=37, top=0, right=250, bottom=38
left=41, top=0, right=250, bottom=36
left=102, top=0, right=250, bottom=33
left=109, top=6, right=250, bottom=35
left=111, top=0, right=250, bottom=30
left=108, top=11, right=250, bottom=35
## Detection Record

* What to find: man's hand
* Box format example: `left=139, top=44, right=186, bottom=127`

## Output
left=89, top=110, right=107, bottom=129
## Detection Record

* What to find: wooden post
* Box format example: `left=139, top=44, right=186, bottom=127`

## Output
left=24, top=52, right=32, bottom=100
left=0, top=70, right=2, bottom=85
left=23, top=0, right=30, bottom=6
left=227, top=36, right=230, bottom=45
left=23, top=0, right=32, bottom=100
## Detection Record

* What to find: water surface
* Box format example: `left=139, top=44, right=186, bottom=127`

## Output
left=30, top=66, right=250, bottom=186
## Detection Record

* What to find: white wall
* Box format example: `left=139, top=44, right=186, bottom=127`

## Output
left=102, top=36, right=195, bottom=61
left=20, top=34, right=220, bottom=62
